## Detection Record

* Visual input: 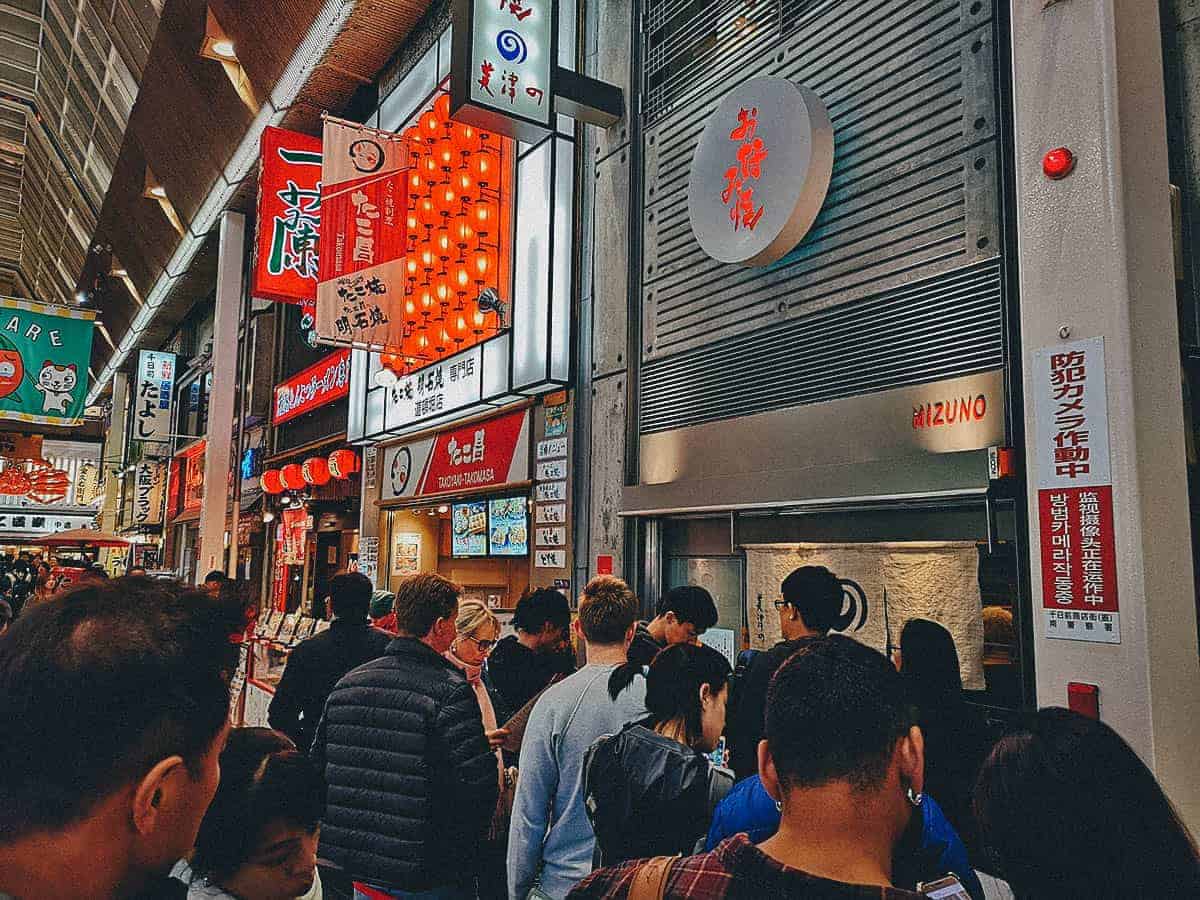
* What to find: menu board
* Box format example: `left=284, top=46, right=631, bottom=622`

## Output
left=452, top=501, right=489, bottom=557
left=489, top=497, right=529, bottom=556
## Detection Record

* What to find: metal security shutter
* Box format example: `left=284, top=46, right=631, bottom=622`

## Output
left=638, top=0, right=1008, bottom=431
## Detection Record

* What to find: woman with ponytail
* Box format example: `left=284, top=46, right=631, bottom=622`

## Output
left=583, top=642, right=734, bottom=866
left=727, top=565, right=856, bottom=780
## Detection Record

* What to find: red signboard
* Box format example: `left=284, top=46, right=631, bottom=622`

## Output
left=421, top=409, right=527, bottom=496
left=1037, top=485, right=1120, bottom=642
left=596, top=555, right=614, bottom=575
left=253, top=127, right=323, bottom=304
left=272, top=349, right=352, bottom=425
left=380, top=408, right=530, bottom=500
left=316, top=117, right=409, bottom=350
left=1033, top=338, right=1119, bottom=644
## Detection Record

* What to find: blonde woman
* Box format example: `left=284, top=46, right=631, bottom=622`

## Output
left=444, top=600, right=512, bottom=899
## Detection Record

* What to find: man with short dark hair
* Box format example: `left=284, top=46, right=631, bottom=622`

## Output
left=202, top=569, right=226, bottom=597
left=0, top=580, right=243, bottom=899
left=627, top=584, right=719, bottom=669
left=268, top=571, right=391, bottom=753
left=487, top=586, right=575, bottom=718
left=508, top=576, right=649, bottom=899
left=571, top=636, right=926, bottom=899
left=313, top=572, right=499, bottom=897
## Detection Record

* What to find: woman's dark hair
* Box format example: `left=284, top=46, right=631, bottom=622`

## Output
left=643, top=643, right=731, bottom=746
left=512, top=587, right=571, bottom=635
left=192, top=728, right=325, bottom=883
left=974, top=707, right=1200, bottom=898
left=899, top=618, right=962, bottom=700
left=780, top=566, right=848, bottom=633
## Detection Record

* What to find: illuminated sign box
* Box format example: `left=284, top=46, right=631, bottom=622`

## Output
left=348, top=22, right=573, bottom=443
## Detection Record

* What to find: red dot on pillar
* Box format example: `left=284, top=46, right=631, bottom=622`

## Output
left=1042, top=147, right=1076, bottom=180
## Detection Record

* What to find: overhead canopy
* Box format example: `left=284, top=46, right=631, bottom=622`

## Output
left=81, top=0, right=438, bottom=400
left=32, top=527, right=129, bottom=548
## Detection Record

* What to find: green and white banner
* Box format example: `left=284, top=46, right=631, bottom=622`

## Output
left=0, top=298, right=95, bottom=426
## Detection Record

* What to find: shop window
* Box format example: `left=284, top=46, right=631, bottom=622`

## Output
left=655, top=501, right=1030, bottom=713
left=175, top=371, right=212, bottom=442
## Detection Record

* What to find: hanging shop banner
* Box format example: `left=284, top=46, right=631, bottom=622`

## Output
left=272, top=348, right=352, bottom=425
left=253, top=127, right=323, bottom=303
left=133, top=350, right=176, bottom=449
left=450, top=0, right=554, bottom=142
left=280, top=507, right=309, bottom=565
left=0, top=298, right=94, bottom=427
left=316, top=117, right=409, bottom=350
left=1032, top=337, right=1120, bottom=644
left=132, top=461, right=165, bottom=527
left=687, top=76, right=834, bottom=268
left=380, top=407, right=529, bottom=501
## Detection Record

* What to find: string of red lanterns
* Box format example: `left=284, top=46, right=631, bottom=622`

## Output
left=383, top=92, right=505, bottom=380
left=260, top=450, right=360, bottom=494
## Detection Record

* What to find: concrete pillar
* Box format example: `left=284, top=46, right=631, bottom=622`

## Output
left=582, top=0, right=635, bottom=582
left=198, top=212, right=246, bottom=581
left=1011, top=0, right=1200, bottom=827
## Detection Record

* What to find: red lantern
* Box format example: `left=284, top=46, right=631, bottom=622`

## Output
left=469, top=151, right=497, bottom=187
left=280, top=463, right=306, bottom=490
left=454, top=122, right=483, bottom=154
left=302, top=456, right=331, bottom=486
left=471, top=199, right=498, bottom=237
left=261, top=469, right=284, bottom=494
left=434, top=92, right=451, bottom=121
left=329, top=449, right=360, bottom=479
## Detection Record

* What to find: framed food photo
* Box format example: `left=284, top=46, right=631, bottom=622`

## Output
left=489, top=496, right=529, bottom=556
left=452, top=501, right=488, bottom=557
left=392, top=532, right=421, bottom=576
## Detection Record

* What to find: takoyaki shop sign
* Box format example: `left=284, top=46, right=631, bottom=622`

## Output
left=380, top=408, right=530, bottom=501
left=0, top=298, right=95, bottom=427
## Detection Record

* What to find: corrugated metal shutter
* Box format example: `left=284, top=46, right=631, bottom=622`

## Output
left=639, top=0, right=1008, bottom=432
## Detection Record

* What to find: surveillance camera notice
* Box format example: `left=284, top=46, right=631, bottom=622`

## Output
left=1033, top=337, right=1120, bottom=644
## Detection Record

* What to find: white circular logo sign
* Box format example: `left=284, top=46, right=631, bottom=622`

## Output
left=686, top=76, right=834, bottom=267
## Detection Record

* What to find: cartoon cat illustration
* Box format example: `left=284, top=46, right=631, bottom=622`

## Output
left=34, top=361, right=77, bottom=414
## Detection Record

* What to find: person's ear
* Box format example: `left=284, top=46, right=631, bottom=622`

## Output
left=897, top=724, right=925, bottom=797
left=699, top=681, right=713, bottom=709
left=131, top=756, right=187, bottom=836
left=624, top=621, right=636, bottom=645
left=572, top=618, right=585, bottom=640
left=757, top=740, right=783, bottom=804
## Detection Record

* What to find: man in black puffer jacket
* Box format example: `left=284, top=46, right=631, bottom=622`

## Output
left=313, top=573, right=499, bottom=896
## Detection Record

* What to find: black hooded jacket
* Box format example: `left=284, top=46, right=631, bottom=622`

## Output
left=583, top=720, right=734, bottom=867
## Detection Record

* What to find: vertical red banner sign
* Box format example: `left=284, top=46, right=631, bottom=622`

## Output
left=1033, top=337, right=1120, bottom=644
left=253, top=127, right=323, bottom=304
left=316, top=116, right=410, bottom=350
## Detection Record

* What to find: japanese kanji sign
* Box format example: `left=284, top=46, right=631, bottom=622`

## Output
left=253, top=127, right=323, bottom=304
left=134, top=350, right=176, bottom=450
left=0, top=298, right=94, bottom=427
left=316, top=117, right=410, bottom=351
left=272, top=348, right=352, bottom=425
left=131, top=461, right=165, bottom=526
left=687, top=76, right=834, bottom=267
left=1033, top=337, right=1120, bottom=644
left=379, top=407, right=529, bottom=500
left=451, top=0, right=554, bottom=142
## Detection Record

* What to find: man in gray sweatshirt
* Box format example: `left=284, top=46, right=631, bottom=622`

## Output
left=508, top=576, right=649, bottom=900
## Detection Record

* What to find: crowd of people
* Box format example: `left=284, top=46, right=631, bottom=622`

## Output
left=0, top=566, right=1198, bottom=900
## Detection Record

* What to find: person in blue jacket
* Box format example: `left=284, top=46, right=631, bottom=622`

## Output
left=705, top=774, right=985, bottom=900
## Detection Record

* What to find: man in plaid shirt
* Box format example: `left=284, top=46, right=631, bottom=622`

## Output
left=570, top=637, right=929, bottom=899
